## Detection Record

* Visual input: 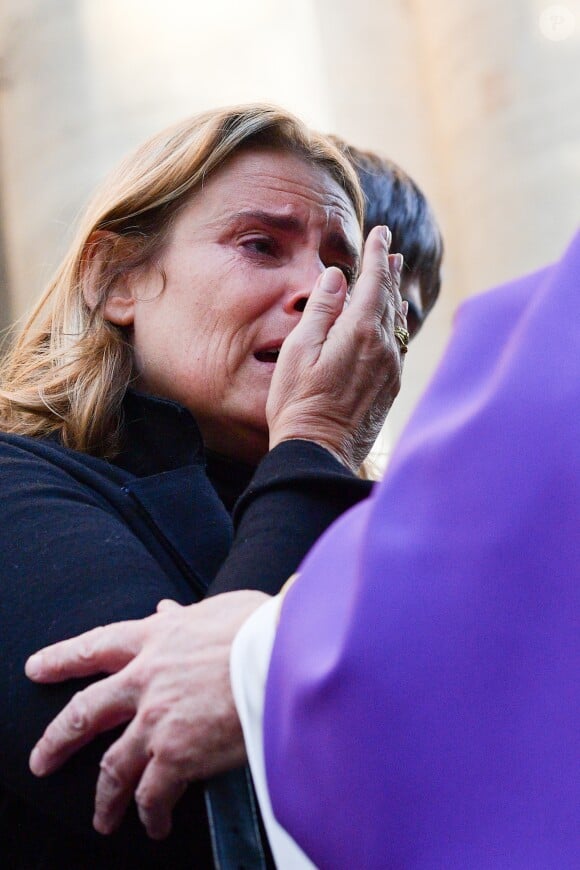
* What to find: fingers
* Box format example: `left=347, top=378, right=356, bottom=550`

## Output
left=386, top=253, right=406, bottom=325
left=93, top=718, right=244, bottom=838
left=29, top=672, right=136, bottom=776
left=25, top=595, right=262, bottom=840
left=348, top=229, right=407, bottom=360
left=93, top=717, right=151, bottom=834
left=135, top=759, right=188, bottom=840
left=346, top=225, right=394, bottom=323
left=134, top=732, right=246, bottom=840
left=25, top=619, right=148, bottom=683
left=266, top=226, right=405, bottom=468
left=95, top=739, right=188, bottom=840
left=284, top=266, right=347, bottom=358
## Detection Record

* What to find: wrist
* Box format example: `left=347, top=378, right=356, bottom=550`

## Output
left=269, top=431, right=359, bottom=475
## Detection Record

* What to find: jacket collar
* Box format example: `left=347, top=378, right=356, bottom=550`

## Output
left=114, top=390, right=206, bottom=477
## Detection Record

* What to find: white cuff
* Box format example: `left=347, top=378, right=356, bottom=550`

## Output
left=230, top=595, right=315, bottom=869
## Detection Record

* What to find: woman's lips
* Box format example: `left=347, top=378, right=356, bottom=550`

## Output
left=253, top=344, right=282, bottom=364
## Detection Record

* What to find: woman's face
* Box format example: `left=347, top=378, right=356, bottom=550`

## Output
left=118, top=148, right=361, bottom=463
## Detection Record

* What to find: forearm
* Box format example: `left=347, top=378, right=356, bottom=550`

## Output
left=207, top=439, right=373, bottom=596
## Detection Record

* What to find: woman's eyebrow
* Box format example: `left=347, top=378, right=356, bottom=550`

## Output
left=229, top=210, right=304, bottom=233
left=225, top=210, right=360, bottom=267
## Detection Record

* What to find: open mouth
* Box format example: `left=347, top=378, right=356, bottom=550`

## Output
left=254, top=346, right=281, bottom=364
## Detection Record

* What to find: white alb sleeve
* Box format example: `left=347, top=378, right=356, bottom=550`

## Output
left=230, top=594, right=316, bottom=869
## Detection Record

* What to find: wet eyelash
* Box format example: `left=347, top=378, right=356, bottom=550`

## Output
left=335, top=264, right=356, bottom=285
left=242, top=237, right=277, bottom=256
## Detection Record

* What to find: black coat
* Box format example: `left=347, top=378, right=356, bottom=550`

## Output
left=0, top=392, right=372, bottom=868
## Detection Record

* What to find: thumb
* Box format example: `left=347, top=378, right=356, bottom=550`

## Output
left=289, top=267, right=347, bottom=350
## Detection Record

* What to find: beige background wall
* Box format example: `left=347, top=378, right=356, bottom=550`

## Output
left=1, top=0, right=579, bottom=448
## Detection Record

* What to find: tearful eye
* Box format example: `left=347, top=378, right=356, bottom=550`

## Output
left=342, top=266, right=355, bottom=285
left=242, top=236, right=277, bottom=257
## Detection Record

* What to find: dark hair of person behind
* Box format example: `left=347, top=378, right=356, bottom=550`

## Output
left=331, top=139, right=444, bottom=336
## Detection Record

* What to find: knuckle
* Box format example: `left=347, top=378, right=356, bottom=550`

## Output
left=78, top=626, right=105, bottom=663
left=385, top=357, right=401, bottom=388
left=352, top=318, right=372, bottom=345
left=135, top=783, right=159, bottom=814
left=152, top=737, right=183, bottom=768
left=140, top=702, right=166, bottom=729
left=353, top=318, right=383, bottom=349
left=149, top=720, right=199, bottom=773
left=99, top=751, right=124, bottom=788
left=64, top=691, right=90, bottom=733
left=119, top=667, right=140, bottom=696
left=384, top=360, right=402, bottom=394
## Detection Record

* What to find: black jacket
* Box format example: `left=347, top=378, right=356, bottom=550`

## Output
left=0, top=392, right=373, bottom=868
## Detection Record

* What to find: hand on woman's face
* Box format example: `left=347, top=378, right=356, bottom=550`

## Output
left=114, top=148, right=361, bottom=464
left=266, top=226, right=408, bottom=473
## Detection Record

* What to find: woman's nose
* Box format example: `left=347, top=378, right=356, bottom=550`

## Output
left=290, top=294, right=308, bottom=313
left=283, top=258, right=326, bottom=314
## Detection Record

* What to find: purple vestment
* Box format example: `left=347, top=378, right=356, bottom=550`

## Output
left=264, top=232, right=580, bottom=867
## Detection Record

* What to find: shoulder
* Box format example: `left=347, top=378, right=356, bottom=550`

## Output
left=0, top=431, right=127, bottom=479
left=0, top=432, right=133, bottom=518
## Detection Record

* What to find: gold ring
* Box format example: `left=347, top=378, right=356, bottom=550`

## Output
left=394, top=326, right=410, bottom=353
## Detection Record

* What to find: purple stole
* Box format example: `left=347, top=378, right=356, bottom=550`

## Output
left=264, top=231, right=580, bottom=867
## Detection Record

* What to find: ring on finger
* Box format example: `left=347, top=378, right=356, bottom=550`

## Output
left=394, top=326, right=410, bottom=354
left=394, top=325, right=409, bottom=352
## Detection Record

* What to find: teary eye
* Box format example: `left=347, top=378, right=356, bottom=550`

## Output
left=341, top=264, right=355, bottom=285
left=242, top=236, right=277, bottom=257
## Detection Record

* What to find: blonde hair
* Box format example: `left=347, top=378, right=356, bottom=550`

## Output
left=0, top=104, right=363, bottom=457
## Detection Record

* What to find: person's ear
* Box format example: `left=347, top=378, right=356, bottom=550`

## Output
left=81, top=230, right=136, bottom=327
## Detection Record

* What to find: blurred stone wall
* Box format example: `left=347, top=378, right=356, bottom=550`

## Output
left=1, top=0, right=578, bottom=442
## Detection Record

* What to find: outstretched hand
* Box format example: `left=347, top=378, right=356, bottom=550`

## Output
left=267, top=225, right=408, bottom=472
left=26, top=591, right=267, bottom=840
